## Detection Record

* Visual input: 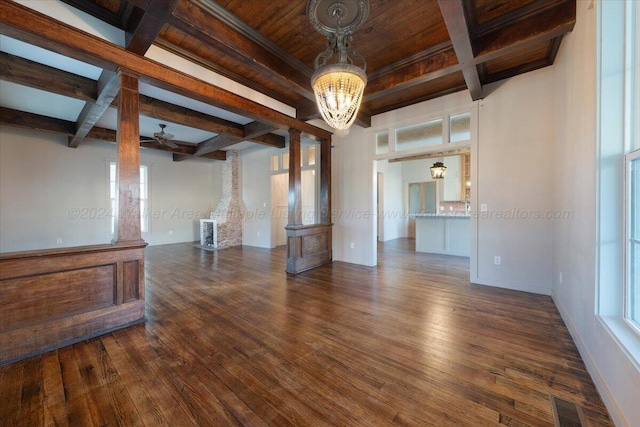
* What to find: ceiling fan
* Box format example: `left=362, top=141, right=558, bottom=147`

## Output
left=140, top=124, right=179, bottom=149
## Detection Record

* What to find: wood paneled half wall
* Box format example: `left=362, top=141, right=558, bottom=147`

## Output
left=0, top=242, right=146, bottom=365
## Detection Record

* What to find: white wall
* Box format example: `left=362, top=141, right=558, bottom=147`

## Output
left=552, top=2, right=639, bottom=425
left=475, top=68, right=555, bottom=294
left=0, top=125, right=222, bottom=252
left=332, top=124, right=377, bottom=265
left=334, top=72, right=555, bottom=296
left=376, top=159, right=405, bottom=241
left=241, top=145, right=278, bottom=248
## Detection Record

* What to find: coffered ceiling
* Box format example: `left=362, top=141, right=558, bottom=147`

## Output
left=0, top=0, right=576, bottom=160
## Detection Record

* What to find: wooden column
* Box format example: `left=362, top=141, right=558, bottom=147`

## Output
left=287, top=128, right=303, bottom=227
left=285, top=130, right=332, bottom=274
left=319, top=138, right=331, bottom=225
left=112, top=71, right=144, bottom=244
left=0, top=75, right=147, bottom=363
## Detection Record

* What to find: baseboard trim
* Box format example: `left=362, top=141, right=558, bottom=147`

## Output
left=471, top=276, right=551, bottom=295
left=551, top=291, right=629, bottom=427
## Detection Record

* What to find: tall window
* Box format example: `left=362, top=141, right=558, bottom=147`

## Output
left=624, top=0, right=640, bottom=330
left=628, top=151, right=640, bottom=326
left=599, top=0, right=640, bottom=339
left=110, top=162, right=148, bottom=233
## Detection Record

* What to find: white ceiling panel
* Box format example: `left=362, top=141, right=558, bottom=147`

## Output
left=0, top=36, right=102, bottom=80
left=139, top=83, right=252, bottom=126
left=0, top=81, right=84, bottom=122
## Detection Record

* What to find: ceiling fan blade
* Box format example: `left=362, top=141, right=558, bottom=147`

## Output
left=163, top=140, right=180, bottom=149
left=140, top=138, right=155, bottom=143
left=164, top=132, right=175, bottom=140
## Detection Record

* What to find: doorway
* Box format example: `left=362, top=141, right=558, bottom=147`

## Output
left=408, top=181, right=437, bottom=238
left=377, top=172, right=384, bottom=241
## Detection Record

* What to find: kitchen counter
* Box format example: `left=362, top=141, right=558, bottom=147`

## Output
left=414, top=214, right=470, bottom=256
left=414, top=214, right=470, bottom=219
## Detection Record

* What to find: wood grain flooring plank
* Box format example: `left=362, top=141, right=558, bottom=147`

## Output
left=0, top=239, right=613, bottom=426
left=0, top=358, right=24, bottom=427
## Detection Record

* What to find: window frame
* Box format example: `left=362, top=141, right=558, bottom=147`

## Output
left=625, top=148, right=640, bottom=332
left=370, top=106, right=475, bottom=162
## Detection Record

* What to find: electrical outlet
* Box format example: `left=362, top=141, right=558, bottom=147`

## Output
left=350, top=242, right=355, bottom=249
left=56, top=237, right=63, bottom=244
left=494, top=256, right=501, bottom=265
left=257, top=231, right=261, bottom=237
left=169, top=230, right=173, bottom=235
left=481, top=203, right=488, bottom=212
left=559, top=272, right=563, bottom=284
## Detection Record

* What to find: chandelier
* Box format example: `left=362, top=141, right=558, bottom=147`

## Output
left=430, top=161, right=447, bottom=179
left=307, top=0, right=369, bottom=132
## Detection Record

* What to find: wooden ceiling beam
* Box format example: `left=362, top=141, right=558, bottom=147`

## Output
left=68, top=70, right=120, bottom=148
left=438, top=0, right=483, bottom=100
left=473, top=0, right=569, bottom=38
left=473, top=0, right=576, bottom=61
left=125, top=0, right=180, bottom=55
left=59, top=0, right=124, bottom=29
left=362, top=2, right=575, bottom=109
left=0, top=51, right=96, bottom=102
left=0, top=106, right=76, bottom=135
left=0, top=52, right=286, bottom=147
left=0, top=106, right=226, bottom=160
left=177, top=121, right=280, bottom=161
left=68, top=0, right=181, bottom=148
left=0, top=1, right=332, bottom=141
left=364, top=46, right=461, bottom=102
left=370, top=83, right=469, bottom=116
left=137, top=94, right=243, bottom=137
left=169, top=0, right=315, bottom=102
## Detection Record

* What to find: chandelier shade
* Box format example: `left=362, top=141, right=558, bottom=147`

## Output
left=307, top=0, right=369, bottom=132
left=311, top=63, right=367, bottom=131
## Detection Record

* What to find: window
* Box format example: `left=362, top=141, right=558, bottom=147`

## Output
left=110, top=162, right=148, bottom=234
left=375, top=131, right=389, bottom=154
left=628, top=150, right=640, bottom=326
left=449, top=113, right=471, bottom=143
left=624, top=1, right=640, bottom=330
left=372, top=110, right=473, bottom=159
left=598, top=0, right=640, bottom=348
left=396, top=119, right=443, bottom=151
left=271, top=146, right=319, bottom=225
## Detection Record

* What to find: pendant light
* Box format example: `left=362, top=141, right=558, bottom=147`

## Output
left=307, top=0, right=369, bottom=132
left=430, top=161, right=447, bottom=179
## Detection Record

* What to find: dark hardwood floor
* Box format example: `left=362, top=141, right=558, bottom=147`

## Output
left=0, top=239, right=612, bottom=426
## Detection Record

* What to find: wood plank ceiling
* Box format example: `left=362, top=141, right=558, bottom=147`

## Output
left=0, top=0, right=576, bottom=160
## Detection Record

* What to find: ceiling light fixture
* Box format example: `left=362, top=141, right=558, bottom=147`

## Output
left=307, top=0, right=369, bottom=133
left=430, top=161, right=447, bottom=179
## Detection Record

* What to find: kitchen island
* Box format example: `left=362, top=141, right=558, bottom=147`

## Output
left=414, top=214, right=470, bottom=257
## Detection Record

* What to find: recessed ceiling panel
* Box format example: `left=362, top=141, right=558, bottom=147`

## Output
left=139, top=82, right=253, bottom=125
left=0, top=36, right=102, bottom=80
left=0, top=81, right=85, bottom=121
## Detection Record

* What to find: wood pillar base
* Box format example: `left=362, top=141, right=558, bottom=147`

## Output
left=285, top=224, right=332, bottom=274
